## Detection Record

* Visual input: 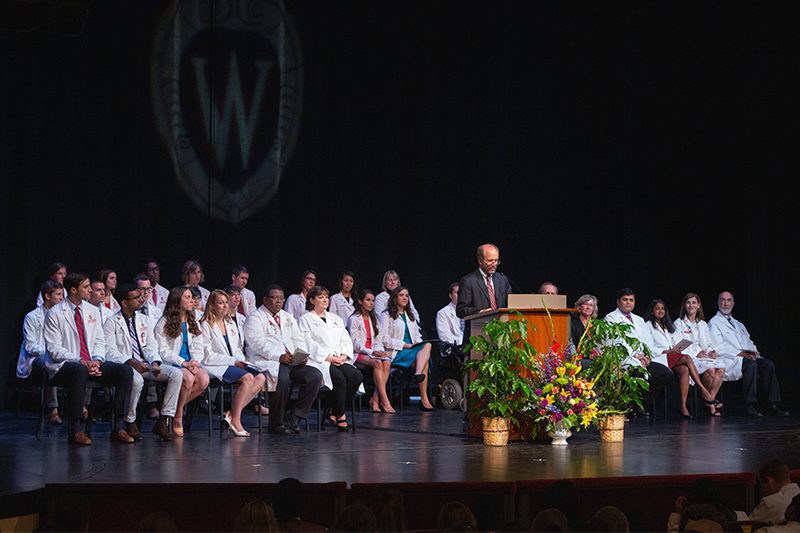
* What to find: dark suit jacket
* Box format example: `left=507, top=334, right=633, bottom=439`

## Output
left=456, top=268, right=511, bottom=319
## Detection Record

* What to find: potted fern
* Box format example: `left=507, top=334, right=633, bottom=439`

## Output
left=463, top=312, right=539, bottom=446
left=574, top=319, right=651, bottom=442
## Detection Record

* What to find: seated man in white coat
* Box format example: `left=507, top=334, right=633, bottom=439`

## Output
left=88, top=279, right=114, bottom=325
left=104, top=283, right=182, bottom=441
left=44, top=272, right=134, bottom=444
left=436, top=283, right=464, bottom=346
left=604, top=288, right=673, bottom=417
left=708, top=291, right=788, bottom=417
left=141, top=258, right=169, bottom=313
left=244, top=284, right=323, bottom=435
left=18, top=280, right=64, bottom=425
left=134, top=274, right=163, bottom=321
left=232, top=266, right=257, bottom=317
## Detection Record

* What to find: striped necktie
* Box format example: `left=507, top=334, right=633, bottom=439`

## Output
left=75, top=306, right=91, bottom=361
left=486, top=275, right=497, bottom=310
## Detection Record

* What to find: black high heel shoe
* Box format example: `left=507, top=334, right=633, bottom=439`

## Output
left=336, top=419, right=349, bottom=432
left=678, top=410, right=693, bottom=420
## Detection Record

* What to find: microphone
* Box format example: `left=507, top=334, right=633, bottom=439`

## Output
left=496, top=272, right=524, bottom=294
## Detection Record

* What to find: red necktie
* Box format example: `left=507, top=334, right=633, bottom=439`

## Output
left=152, top=289, right=158, bottom=306
left=75, top=306, right=91, bottom=361
left=487, top=276, right=497, bottom=310
left=274, top=314, right=281, bottom=327
left=239, top=301, right=246, bottom=316
left=625, top=314, right=632, bottom=322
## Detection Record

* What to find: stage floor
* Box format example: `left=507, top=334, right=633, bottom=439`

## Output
left=2, top=404, right=799, bottom=496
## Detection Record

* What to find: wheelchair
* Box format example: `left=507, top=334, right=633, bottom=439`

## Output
left=432, top=342, right=468, bottom=411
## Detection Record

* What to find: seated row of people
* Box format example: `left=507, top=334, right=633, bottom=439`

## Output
left=22, top=268, right=450, bottom=443
left=572, top=288, right=788, bottom=418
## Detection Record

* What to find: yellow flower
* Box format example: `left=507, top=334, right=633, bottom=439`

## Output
left=556, top=366, right=566, bottom=377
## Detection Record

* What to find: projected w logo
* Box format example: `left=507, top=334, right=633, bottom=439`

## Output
left=192, top=53, right=271, bottom=170
left=152, top=0, right=303, bottom=225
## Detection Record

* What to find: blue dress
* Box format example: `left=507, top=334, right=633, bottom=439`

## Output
left=392, top=314, right=427, bottom=368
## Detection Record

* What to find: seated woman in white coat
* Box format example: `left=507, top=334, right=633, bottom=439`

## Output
left=328, top=270, right=357, bottom=323
left=673, top=293, right=726, bottom=416
left=373, top=270, right=420, bottom=323
left=155, top=286, right=210, bottom=436
left=379, top=286, right=434, bottom=411
left=99, top=269, right=121, bottom=314
left=298, top=285, right=363, bottom=431
left=182, top=260, right=210, bottom=310
left=199, top=289, right=265, bottom=436
left=347, top=289, right=394, bottom=414
left=643, top=299, right=718, bottom=418
left=284, top=270, right=317, bottom=320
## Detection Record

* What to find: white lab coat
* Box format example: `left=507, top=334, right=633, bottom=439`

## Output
left=328, top=293, right=355, bottom=324
left=645, top=321, right=674, bottom=367
left=104, top=296, right=121, bottom=315
left=436, top=302, right=464, bottom=345
left=284, top=293, right=307, bottom=320
left=17, top=305, right=47, bottom=378
left=604, top=308, right=656, bottom=369
left=89, top=303, right=114, bottom=326
left=378, top=311, right=423, bottom=361
left=673, top=317, right=726, bottom=374
left=104, top=310, right=160, bottom=365
left=152, top=283, right=169, bottom=313
left=199, top=319, right=246, bottom=380
left=346, top=314, right=384, bottom=357
left=240, top=287, right=257, bottom=317
left=298, top=311, right=354, bottom=390
left=374, top=291, right=421, bottom=325
left=195, top=286, right=210, bottom=310
left=707, top=311, right=750, bottom=381
left=154, top=316, right=206, bottom=368
left=139, top=302, right=163, bottom=322
left=243, top=306, right=305, bottom=392
left=43, top=299, right=107, bottom=377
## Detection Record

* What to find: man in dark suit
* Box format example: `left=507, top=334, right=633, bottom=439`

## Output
left=456, top=243, right=511, bottom=319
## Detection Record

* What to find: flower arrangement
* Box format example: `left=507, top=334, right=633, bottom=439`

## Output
left=523, top=342, right=600, bottom=433
left=573, top=319, right=651, bottom=414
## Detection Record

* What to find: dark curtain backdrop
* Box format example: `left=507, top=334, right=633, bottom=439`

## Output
left=1, top=2, right=798, bottom=408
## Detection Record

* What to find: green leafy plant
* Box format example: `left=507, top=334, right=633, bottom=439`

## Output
left=463, top=312, right=539, bottom=425
left=573, top=319, right=650, bottom=414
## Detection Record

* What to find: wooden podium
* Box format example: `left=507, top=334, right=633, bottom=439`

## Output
left=464, top=306, right=577, bottom=440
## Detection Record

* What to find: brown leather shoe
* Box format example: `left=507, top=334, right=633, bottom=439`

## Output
left=68, top=431, right=92, bottom=445
left=49, top=412, right=63, bottom=425
left=126, top=423, right=143, bottom=441
left=151, top=420, right=173, bottom=441
left=110, top=429, right=135, bottom=443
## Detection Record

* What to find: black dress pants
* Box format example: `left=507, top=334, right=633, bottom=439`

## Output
left=741, top=357, right=781, bottom=404
left=270, top=363, right=323, bottom=427
left=328, top=363, right=363, bottom=417
left=48, top=362, right=89, bottom=422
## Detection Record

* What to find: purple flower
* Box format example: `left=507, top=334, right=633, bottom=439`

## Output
left=535, top=389, right=543, bottom=396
